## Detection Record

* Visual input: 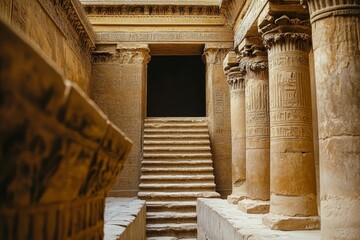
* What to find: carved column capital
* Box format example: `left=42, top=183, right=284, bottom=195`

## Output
left=225, top=66, right=245, bottom=90
left=203, top=44, right=231, bottom=65
left=116, top=43, right=151, bottom=64
left=259, top=15, right=312, bottom=52
left=301, top=0, right=360, bottom=23
left=92, top=44, right=151, bottom=64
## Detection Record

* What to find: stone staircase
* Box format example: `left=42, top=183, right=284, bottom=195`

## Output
left=138, top=118, right=220, bottom=239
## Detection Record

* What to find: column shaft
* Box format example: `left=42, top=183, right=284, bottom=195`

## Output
left=223, top=51, right=246, bottom=204
left=306, top=1, right=360, bottom=239
left=243, top=44, right=270, bottom=201
left=260, top=15, right=319, bottom=230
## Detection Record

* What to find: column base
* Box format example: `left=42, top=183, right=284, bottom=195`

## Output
left=238, top=199, right=270, bottom=214
left=227, top=192, right=246, bottom=204
left=262, top=213, right=320, bottom=231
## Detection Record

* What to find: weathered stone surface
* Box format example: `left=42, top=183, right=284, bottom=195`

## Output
left=238, top=199, right=270, bottom=214
left=203, top=44, right=232, bottom=198
left=241, top=39, right=270, bottom=202
left=104, top=197, right=146, bottom=240
left=223, top=51, right=247, bottom=204
left=0, top=0, right=94, bottom=94
left=259, top=14, right=319, bottom=229
left=197, top=198, right=320, bottom=240
left=305, top=1, right=360, bottom=239
left=0, top=18, right=132, bottom=240
left=92, top=44, right=150, bottom=197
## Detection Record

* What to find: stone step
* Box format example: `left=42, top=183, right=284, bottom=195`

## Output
left=141, top=174, right=214, bottom=183
left=145, top=123, right=208, bottom=129
left=147, top=212, right=197, bottom=224
left=144, top=128, right=209, bottom=134
left=141, top=167, right=214, bottom=175
left=143, top=146, right=211, bottom=152
left=146, top=223, right=197, bottom=238
left=139, top=183, right=216, bottom=192
left=145, top=118, right=207, bottom=124
left=144, top=134, right=209, bottom=140
left=143, top=153, right=212, bottom=159
left=146, top=201, right=197, bottom=213
left=141, top=160, right=213, bottom=168
left=144, top=140, right=210, bottom=146
left=138, top=191, right=220, bottom=201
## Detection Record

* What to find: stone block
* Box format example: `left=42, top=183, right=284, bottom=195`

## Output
left=0, top=17, right=132, bottom=240
left=238, top=199, right=270, bottom=214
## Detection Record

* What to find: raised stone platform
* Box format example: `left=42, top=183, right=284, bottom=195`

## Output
left=197, top=198, right=320, bottom=240
left=104, top=197, right=146, bottom=240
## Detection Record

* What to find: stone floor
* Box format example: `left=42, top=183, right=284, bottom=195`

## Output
left=197, top=198, right=320, bottom=240
left=104, top=197, right=146, bottom=240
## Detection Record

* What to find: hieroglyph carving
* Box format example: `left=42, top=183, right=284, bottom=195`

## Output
left=38, top=0, right=95, bottom=55
left=234, top=0, right=267, bottom=47
left=84, top=4, right=220, bottom=16
left=92, top=48, right=151, bottom=64
left=260, top=15, right=312, bottom=140
left=96, top=31, right=234, bottom=43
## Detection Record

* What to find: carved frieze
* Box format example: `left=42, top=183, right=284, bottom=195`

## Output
left=83, top=4, right=220, bottom=16
left=38, top=0, right=95, bottom=56
left=92, top=45, right=150, bottom=64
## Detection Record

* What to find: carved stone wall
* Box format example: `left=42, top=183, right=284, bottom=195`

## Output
left=203, top=45, right=232, bottom=197
left=0, top=0, right=95, bottom=94
left=92, top=44, right=150, bottom=197
left=0, top=19, right=132, bottom=239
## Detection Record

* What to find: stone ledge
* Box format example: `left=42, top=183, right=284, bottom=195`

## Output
left=104, top=197, right=146, bottom=240
left=197, top=198, right=320, bottom=240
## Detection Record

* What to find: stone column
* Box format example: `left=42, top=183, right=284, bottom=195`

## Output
left=203, top=44, right=232, bottom=198
left=237, top=39, right=270, bottom=214
left=91, top=43, right=150, bottom=197
left=304, top=1, right=360, bottom=239
left=259, top=15, right=319, bottom=230
left=223, top=51, right=246, bottom=204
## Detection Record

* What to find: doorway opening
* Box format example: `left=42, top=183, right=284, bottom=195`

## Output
left=147, top=56, right=206, bottom=117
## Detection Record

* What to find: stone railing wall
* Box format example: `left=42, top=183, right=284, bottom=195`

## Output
left=0, top=18, right=132, bottom=240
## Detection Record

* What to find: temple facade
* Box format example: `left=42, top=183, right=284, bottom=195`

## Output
left=1, top=0, right=359, bottom=239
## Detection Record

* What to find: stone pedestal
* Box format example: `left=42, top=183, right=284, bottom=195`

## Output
left=92, top=43, right=150, bottom=197
left=305, top=1, right=360, bottom=239
left=203, top=44, right=232, bottom=198
left=259, top=15, right=319, bottom=230
left=223, top=51, right=246, bottom=204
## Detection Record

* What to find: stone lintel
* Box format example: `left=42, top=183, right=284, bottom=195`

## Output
left=238, top=199, right=270, bottom=214
left=116, top=43, right=150, bottom=51
left=263, top=213, right=320, bottom=231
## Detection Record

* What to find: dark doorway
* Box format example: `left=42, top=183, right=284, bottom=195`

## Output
left=147, top=56, right=206, bottom=117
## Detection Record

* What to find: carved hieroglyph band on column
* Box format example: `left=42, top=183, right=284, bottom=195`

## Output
left=92, top=44, right=151, bottom=64
left=240, top=41, right=270, bottom=204
left=259, top=15, right=319, bottom=230
left=304, top=1, right=360, bottom=239
left=223, top=50, right=246, bottom=203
